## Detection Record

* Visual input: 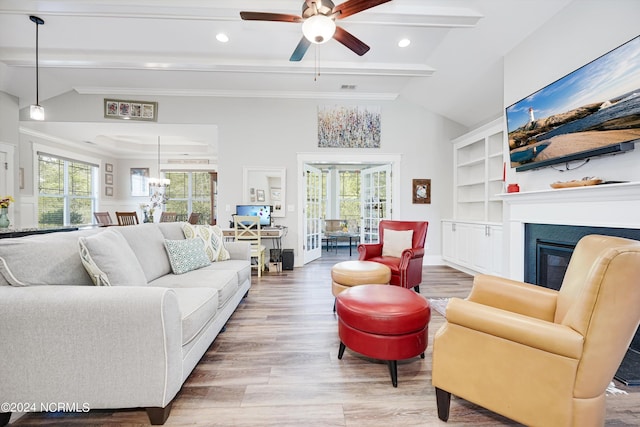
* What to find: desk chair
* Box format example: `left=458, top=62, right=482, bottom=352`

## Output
left=188, top=212, right=201, bottom=224
left=115, top=211, right=139, bottom=226
left=94, top=211, right=113, bottom=226
left=159, top=212, right=178, bottom=222
left=234, top=215, right=266, bottom=277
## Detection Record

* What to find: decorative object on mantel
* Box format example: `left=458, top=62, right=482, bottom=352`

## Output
left=0, top=195, right=15, bottom=229
left=507, top=183, right=520, bottom=193
left=550, top=176, right=603, bottom=188
left=412, top=179, right=431, bottom=204
left=104, top=98, right=157, bottom=121
left=317, top=105, right=381, bottom=148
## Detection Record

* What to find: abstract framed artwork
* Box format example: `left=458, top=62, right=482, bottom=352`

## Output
left=412, top=179, right=431, bottom=204
left=318, top=105, right=381, bottom=148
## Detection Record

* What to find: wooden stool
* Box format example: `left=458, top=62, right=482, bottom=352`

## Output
left=336, top=284, right=431, bottom=387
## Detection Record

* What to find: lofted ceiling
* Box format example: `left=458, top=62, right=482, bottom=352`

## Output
left=0, top=0, right=572, bottom=159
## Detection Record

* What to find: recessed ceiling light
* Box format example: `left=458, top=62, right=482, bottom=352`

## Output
left=398, top=38, right=411, bottom=48
left=216, top=33, right=229, bottom=43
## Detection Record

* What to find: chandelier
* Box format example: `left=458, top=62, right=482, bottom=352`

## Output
left=149, top=136, right=170, bottom=188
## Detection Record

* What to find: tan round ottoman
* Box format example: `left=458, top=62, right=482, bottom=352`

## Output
left=331, top=260, right=391, bottom=311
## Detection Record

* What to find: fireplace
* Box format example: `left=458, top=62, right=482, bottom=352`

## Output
left=524, top=223, right=640, bottom=385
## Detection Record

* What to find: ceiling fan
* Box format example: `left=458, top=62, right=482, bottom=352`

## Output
left=240, top=0, right=392, bottom=61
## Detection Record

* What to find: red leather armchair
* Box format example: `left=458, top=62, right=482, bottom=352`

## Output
left=357, top=220, right=428, bottom=292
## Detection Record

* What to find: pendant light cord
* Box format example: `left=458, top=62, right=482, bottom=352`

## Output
left=35, top=21, right=39, bottom=105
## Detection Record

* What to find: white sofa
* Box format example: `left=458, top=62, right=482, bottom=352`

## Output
left=0, top=222, right=251, bottom=425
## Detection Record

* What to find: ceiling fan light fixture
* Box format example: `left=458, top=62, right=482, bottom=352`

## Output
left=302, top=15, right=336, bottom=44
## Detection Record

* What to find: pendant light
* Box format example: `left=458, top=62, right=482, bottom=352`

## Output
left=29, top=15, right=45, bottom=121
left=149, top=136, right=170, bottom=188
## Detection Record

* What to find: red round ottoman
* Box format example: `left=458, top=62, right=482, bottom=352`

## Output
left=336, top=284, right=431, bottom=387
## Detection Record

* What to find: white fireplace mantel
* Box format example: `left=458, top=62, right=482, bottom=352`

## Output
left=499, top=181, right=640, bottom=280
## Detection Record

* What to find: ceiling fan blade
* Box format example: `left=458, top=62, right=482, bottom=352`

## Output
left=290, top=37, right=312, bottom=62
left=333, top=0, right=392, bottom=20
left=333, top=26, right=370, bottom=56
left=239, top=12, right=303, bottom=23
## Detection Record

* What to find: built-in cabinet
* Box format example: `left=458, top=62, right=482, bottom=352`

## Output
left=442, top=220, right=502, bottom=276
left=444, top=118, right=505, bottom=276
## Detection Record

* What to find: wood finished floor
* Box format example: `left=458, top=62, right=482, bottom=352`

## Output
left=10, top=248, right=640, bottom=426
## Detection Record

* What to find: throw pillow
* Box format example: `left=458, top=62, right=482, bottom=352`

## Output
left=164, top=238, right=211, bottom=274
left=78, top=229, right=148, bottom=286
left=182, top=223, right=230, bottom=262
left=382, top=229, right=414, bottom=258
left=211, top=225, right=231, bottom=261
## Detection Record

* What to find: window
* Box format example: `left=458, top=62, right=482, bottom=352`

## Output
left=338, top=170, right=361, bottom=227
left=165, top=171, right=214, bottom=224
left=38, top=154, right=97, bottom=227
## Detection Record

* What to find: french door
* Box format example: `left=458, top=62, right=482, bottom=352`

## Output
left=360, top=164, right=392, bottom=243
left=303, top=164, right=323, bottom=264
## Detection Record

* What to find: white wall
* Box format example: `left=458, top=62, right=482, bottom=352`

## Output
left=13, top=91, right=463, bottom=265
left=503, top=0, right=640, bottom=192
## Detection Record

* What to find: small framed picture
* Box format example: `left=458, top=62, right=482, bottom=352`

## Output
left=105, top=186, right=113, bottom=197
left=105, top=163, right=113, bottom=173
left=105, top=173, right=113, bottom=185
left=256, top=189, right=265, bottom=202
left=412, top=179, right=431, bottom=204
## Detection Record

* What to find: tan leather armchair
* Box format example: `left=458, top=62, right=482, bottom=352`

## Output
left=432, top=235, right=640, bottom=427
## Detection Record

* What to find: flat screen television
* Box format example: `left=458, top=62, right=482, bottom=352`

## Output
left=235, top=205, right=272, bottom=227
left=506, top=35, right=640, bottom=172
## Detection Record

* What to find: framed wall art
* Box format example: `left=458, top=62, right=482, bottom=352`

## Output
left=105, top=163, right=113, bottom=173
left=317, top=105, right=381, bottom=148
left=412, top=179, right=431, bottom=204
left=105, top=173, right=113, bottom=185
left=105, top=187, right=113, bottom=197
left=105, top=98, right=158, bottom=122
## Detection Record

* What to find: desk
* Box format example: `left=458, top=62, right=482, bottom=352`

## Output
left=326, top=232, right=361, bottom=256
left=223, top=227, right=286, bottom=250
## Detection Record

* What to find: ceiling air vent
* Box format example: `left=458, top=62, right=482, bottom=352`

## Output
left=341, top=84, right=357, bottom=90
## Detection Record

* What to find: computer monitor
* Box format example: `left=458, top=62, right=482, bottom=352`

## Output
left=235, top=205, right=272, bottom=227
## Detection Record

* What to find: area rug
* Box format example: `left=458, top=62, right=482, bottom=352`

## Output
left=428, top=298, right=449, bottom=317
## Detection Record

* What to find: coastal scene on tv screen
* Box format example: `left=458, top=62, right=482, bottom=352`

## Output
left=506, top=35, right=640, bottom=168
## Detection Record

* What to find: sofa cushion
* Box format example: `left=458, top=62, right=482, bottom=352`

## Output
left=115, top=224, right=172, bottom=282
left=0, top=228, right=100, bottom=286
left=158, top=221, right=188, bottom=240
left=149, top=268, right=238, bottom=308
left=164, top=238, right=211, bottom=275
left=171, top=288, right=219, bottom=346
left=201, top=260, right=251, bottom=288
left=382, top=229, right=413, bottom=258
left=78, top=229, right=148, bottom=286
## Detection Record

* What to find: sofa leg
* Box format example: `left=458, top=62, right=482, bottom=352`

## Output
left=333, top=298, right=336, bottom=313
left=388, top=360, right=398, bottom=387
left=338, top=341, right=346, bottom=359
left=414, top=285, right=420, bottom=293
left=146, top=402, right=173, bottom=425
left=435, top=387, right=451, bottom=421
left=0, top=412, right=11, bottom=426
